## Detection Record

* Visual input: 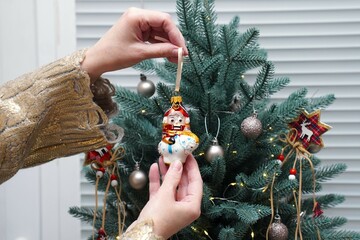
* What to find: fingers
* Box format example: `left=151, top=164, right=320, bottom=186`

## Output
left=183, top=155, right=203, bottom=203
left=137, top=41, right=185, bottom=64
left=176, top=166, right=189, bottom=200
left=137, top=9, right=188, bottom=54
left=148, top=163, right=161, bottom=199
left=158, top=156, right=169, bottom=179
left=161, top=160, right=183, bottom=194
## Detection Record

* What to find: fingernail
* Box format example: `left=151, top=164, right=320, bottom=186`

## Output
left=171, top=160, right=183, bottom=171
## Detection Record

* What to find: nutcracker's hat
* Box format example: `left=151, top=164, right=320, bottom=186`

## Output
left=164, top=96, right=189, bottom=118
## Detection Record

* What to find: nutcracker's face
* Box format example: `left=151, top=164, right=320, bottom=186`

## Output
left=167, top=111, right=185, bottom=130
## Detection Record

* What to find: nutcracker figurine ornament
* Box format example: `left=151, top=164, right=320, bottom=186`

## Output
left=158, top=48, right=199, bottom=164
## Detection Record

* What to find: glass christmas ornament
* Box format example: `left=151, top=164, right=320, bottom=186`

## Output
left=129, top=162, right=147, bottom=190
left=137, top=74, right=155, bottom=98
left=269, top=215, right=289, bottom=240
left=205, top=138, right=224, bottom=162
left=158, top=95, right=199, bottom=164
left=241, top=113, right=262, bottom=139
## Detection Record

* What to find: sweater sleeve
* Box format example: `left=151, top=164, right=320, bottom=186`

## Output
left=0, top=49, right=108, bottom=185
left=120, top=220, right=165, bottom=240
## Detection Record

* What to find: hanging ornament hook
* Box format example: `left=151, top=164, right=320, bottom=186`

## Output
left=204, top=113, right=224, bottom=162
left=204, top=112, right=221, bottom=140
left=131, top=133, right=144, bottom=166
left=129, top=133, right=147, bottom=190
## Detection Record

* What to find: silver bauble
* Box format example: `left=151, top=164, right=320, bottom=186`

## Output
left=129, top=169, right=147, bottom=190
left=205, top=138, right=224, bottom=162
left=137, top=74, right=155, bottom=98
left=269, top=216, right=289, bottom=240
left=240, top=114, right=262, bottom=139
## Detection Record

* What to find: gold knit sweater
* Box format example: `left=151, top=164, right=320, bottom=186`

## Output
left=0, top=49, right=108, bottom=184
left=0, top=50, right=164, bottom=239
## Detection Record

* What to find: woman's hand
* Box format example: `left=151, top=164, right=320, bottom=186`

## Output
left=136, top=155, right=203, bottom=239
left=81, top=7, right=188, bottom=82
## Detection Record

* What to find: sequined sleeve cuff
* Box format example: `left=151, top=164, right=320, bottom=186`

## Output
left=0, top=49, right=109, bottom=184
left=120, top=219, right=165, bottom=240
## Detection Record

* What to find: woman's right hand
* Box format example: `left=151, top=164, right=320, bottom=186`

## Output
left=81, top=7, right=188, bottom=83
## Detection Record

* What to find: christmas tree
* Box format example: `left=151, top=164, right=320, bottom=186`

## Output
left=70, top=0, right=360, bottom=239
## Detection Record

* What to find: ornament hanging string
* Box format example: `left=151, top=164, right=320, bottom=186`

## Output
left=131, top=133, right=144, bottom=167
left=91, top=147, right=126, bottom=240
left=92, top=175, right=100, bottom=240
left=175, top=47, right=184, bottom=93
left=265, top=173, right=277, bottom=240
left=152, top=36, right=184, bottom=93
left=115, top=166, right=126, bottom=236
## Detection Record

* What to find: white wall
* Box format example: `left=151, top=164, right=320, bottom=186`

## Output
left=0, top=0, right=80, bottom=239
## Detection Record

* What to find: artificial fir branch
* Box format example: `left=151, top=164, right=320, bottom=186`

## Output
left=320, top=229, right=360, bottom=240
left=155, top=82, right=173, bottom=106
left=176, top=0, right=193, bottom=36
left=69, top=206, right=99, bottom=224
left=218, top=227, right=238, bottom=240
left=301, top=194, right=345, bottom=214
left=315, top=163, right=347, bottom=182
left=209, top=156, right=226, bottom=188
left=253, top=63, right=273, bottom=100
left=114, top=87, right=154, bottom=114
left=267, top=76, right=291, bottom=96
left=232, top=28, right=260, bottom=60
left=273, top=88, right=308, bottom=124
left=307, top=94, right=336, bottom=111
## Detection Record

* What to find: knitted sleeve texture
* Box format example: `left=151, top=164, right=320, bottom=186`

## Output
left=120, top=220, right=165, bottom=240
left=0, top=49, right=108, bottom=184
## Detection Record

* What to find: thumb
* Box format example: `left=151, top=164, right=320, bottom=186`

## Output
left=141, top=42, right=179, bottom=60
left=161, top=160, right=183, bottom=192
